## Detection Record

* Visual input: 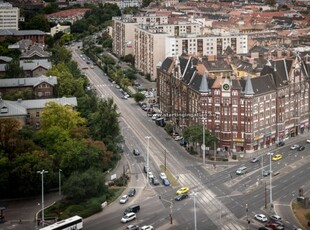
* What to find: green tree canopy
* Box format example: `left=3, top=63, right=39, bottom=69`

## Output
left=133, top=92, right=145, bottom=103
left=26, top=14, right=50, bottom=32
left=4, top=58, right=25, bottom=79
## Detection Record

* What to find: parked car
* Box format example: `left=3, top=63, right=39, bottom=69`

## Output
left=277, top=141, right=285, bottom=147
left=255, top=214, right=268, bottom=222
left=162, top=178, right=170, bottom=186
left=126, top=224, right=139, bottom=230
left=140, top=225, right=154, bottom=230
left=124, top=205, right=140, bottom=215
left=128, top=188, right=136, bottom=197
left=120, top=195, right=129, bottom=204
left=152, top=177, right=160, bottom=186
left=265, top=222, right=284, bottom=230
left=174, top=136, right=183, bottom=141
left=143, top=165, right=150, bottom=173
left=306, top=138, right=310, bottom=143
left=290, top=144, right=300, bottom=150
left=250, top=157, right=260, bottom=163
left=270, top=215, right=282, bottom=222
left=175, top=194, right=188, bottom=201
left=133, top=149, right=140, bottom=156
left=159, top=172, right=167, bottom=180
left=297, top=146, right=305, bottom=151
left=121, top=212, right=136, bottom=223
left=236, top=166, right=247, bottom=175
left=148, top=172, right=154, bottom=180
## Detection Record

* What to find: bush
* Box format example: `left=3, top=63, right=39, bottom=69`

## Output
left=232, top=155, right=237, bottom=160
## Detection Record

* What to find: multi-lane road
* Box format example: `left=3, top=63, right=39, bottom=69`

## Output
left=71, top=45, right=310, bottom=230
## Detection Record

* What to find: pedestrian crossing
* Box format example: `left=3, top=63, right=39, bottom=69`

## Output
left=178, top=173, right=245, bottom=230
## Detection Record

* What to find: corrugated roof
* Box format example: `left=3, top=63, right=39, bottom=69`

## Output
left=0, top=76, right=57, bottom=88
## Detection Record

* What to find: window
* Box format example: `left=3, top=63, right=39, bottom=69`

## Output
left=36, top=112, right=40, bottom=118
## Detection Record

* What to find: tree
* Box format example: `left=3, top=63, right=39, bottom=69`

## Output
left=40, top=101, right=86, bottom=131
left=50, top=45, right=72, bottom=65
left=4, top=58, right=25, bottom=79
left=265, top=0, right=276, bottom=6
left=26, top=14, right=50, bottom=32
left=0, top=118, right=21, bottom=159
left=133, top=92, right=145, bottom=103
left=63, top=168, right=107, bottom=201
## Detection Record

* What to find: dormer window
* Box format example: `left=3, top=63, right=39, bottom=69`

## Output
left=1, top=106, right=8, bottom=114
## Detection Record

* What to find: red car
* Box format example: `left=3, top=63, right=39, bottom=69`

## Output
left=265, top=223, right=284, bottom=230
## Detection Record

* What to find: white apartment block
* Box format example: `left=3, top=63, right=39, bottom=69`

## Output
left=112, top=14, right=169, bottom=57
left=0, top=2, right=19, bottom=30
left=165, top=34, right=248, bottom=57
left=134, top=26, right=167, bottom=81
left=119, top=0, right=141, bottom=9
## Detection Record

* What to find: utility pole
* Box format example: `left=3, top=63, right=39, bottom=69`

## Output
left=145, top=136, right=151, bottom=186
left=37, top=170, right=48, bottom=227
left=164, top=150, right=167, bottom=171
left=159, top=196, right=173, bottom=225
left=265, top=181, right=267, bottom=209
left=202, top=117, right=206, bottom=165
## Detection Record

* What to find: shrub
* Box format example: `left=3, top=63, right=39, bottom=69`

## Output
left=232, top=155, right=237, bottom=160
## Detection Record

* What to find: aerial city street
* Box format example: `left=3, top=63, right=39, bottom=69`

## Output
left=0, top=0, right=309, bottom=230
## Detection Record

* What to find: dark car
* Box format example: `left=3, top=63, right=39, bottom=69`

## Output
left=258, top=227, right=273, bottom=230
left=124, top=205, right=140, bottom=215
left=162, top=178, right=170, bottom=186
left=143, top=165, right=150, bottom=173
left=128, top=188, right=136, bottom=197
left=263, top=170, right=271, bottom=177
left=152, top=177, right=160, bottom=186
left=126, top=224, right=139, bottom=230
left=133, top=149, right=140, bottom=156
left=175, top=194, right=188, bottom=201
left=297, top=146, right=305, bottom=151
left=277, top=141, right=285, bottom=147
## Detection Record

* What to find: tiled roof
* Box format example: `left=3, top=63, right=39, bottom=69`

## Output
left=0, top=29, right=45, bottom=36
left=46, top=8, right=89, bottom=18
left=0, top=76, right=57, bottom=88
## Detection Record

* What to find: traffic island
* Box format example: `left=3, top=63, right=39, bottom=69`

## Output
left=160, top=165, right=179, bottom=187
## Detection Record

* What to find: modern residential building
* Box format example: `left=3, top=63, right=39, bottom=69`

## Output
left=112, top=14, right=169, bottom=57
left=0, top=2, right=19, bottom=30
left=157, top=55, right=310, bottom=153
left=50, top=24, right=71, bottom=37
left=165, top=33, right=248, bottom=57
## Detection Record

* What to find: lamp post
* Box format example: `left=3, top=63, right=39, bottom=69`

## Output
left=246, top=203, right=249, bottom=230
left=145, top=136, right=151, bottom=185
left=191, top=192, right=198, bottom=230
left=202, top=117, right=206, bottom=165
left=269, top=152, right=273, bottom=209
left=59, top=169, right=62, bottom=196
left=261, top=155, right=264, bottom=180
left=37, top=170, right=48, bottom=227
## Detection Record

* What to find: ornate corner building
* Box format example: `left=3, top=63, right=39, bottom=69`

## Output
left=157, top=55, right=310, bottom=153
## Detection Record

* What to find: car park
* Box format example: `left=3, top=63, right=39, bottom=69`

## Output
left=250, top=157, right=260, bottom=163
left=272, top=154, right=282, bottom=161
left=140, top=225, right=154, bottom=230
left=120, top=195, right=129, bottom=204
left=297, top=146, right=305, bottom=151
left=162, top=178, right=170, bottom=186
left=128, top=188, right=136, bottom=197
left=255, top=214, right=268, bottom=222
left=159, top=172, right=167, bottom=180
left=133, top=149, right=140, bottom=156
left=124, top=205, right=140, bottom=215
left=290, top=144, right=300, bottom=150
left=176, top=187, right=190, bottom=195
left=236, top=166, right=247, bottom=175
left=126, top=224, right=140, bottom=230
left=175, top=194, right=188, bottom=201
left=121, top=212, right=136, bottom=223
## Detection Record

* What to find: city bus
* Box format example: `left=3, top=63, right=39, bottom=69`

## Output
left=40, top=215, right=83, bottom=230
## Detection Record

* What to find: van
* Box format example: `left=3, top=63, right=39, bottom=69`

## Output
left=124, top=205, right=140, bottom=215
left=236, top=166, right=247, bottom=175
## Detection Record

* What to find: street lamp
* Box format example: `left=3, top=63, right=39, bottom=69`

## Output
left=145, top=136, right=151, bottom=185
left=269, top=152, right=273, bottom=209
left=202, top=117, right=206, bottom=165
left=191, top=192, right=198, bottom=230
left=37, top=170, right=48, bottom=227
left=59, top=169, right=62, bottom=196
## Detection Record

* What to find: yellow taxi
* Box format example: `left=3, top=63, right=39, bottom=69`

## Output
left=272, top=154, right=282, bottom=161
left=176, top=187, right=190, bottom=195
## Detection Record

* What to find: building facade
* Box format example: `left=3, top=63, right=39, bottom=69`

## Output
left=0, top=2, right=19, bottom=30
left=157, top=55, right=310, bottom=153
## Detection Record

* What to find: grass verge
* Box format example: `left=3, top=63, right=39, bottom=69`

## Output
left=160, top=165, right=179, bottom=187
left=292, top=202, right=310, bottom=229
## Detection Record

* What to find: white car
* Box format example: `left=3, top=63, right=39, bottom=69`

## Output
left=148, top=172, right=154, bottom=180
left=121, top=212, right=136, bottom=223
left=159, top=172, right=167, bottom=180
left=174, top=136, right=183, bottom=141
left=119, top=195, right=129, bottom=204
left=270, top=215, right=282, bottom=221
left=306, top=138, right=310, bottom=143
left=140, top=225, right=154, bottom=230
left=290, top=144, right=300, bottom=150
left=254, top=214, right=268, bottom=222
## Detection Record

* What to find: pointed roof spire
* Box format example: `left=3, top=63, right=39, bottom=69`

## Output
left=199, top=72, right=209, bottom=93
left=244, top=76, right=254, bottom=95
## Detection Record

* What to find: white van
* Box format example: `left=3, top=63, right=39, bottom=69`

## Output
left=152, top=114, right=161, bottom=120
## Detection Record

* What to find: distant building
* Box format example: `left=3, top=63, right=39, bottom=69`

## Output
left=50, top=24, right=71, bottom=37
left=0, top=29, right=45, bottom=44
left=0, top=2, right=19, bottom=30
left=46, top=8, right=89, bottom=24
left=0, top=97, right=77, bottom=129
left=157, top=55, right=310, bottom=153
